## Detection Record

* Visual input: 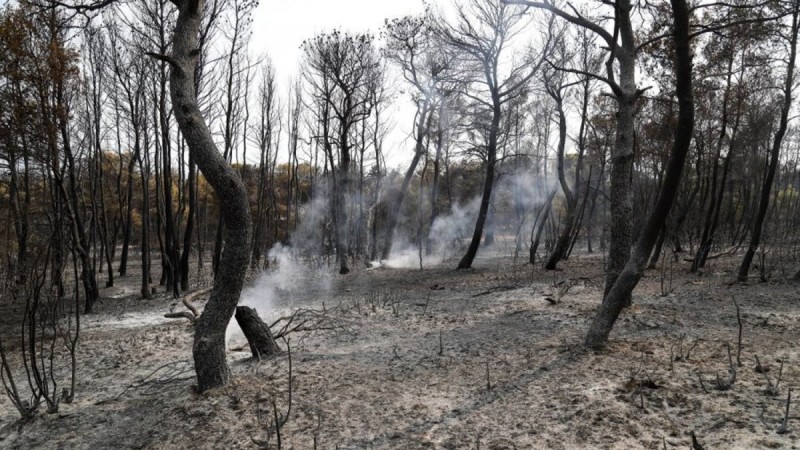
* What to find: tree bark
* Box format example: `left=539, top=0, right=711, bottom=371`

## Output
left=458, top=99, right=501, bottom=269
left=180, top=155, right=196, bottom=291
left=693, top=54, right=738, bottom=272
left=118, top=145, right=137, bottom=277
left=544, top=86, right=574, bottom=270
left=738, top=1, right=799, bottom=282
left=235, top=306, right=281, bottom=359
left=168, top=0, right=252, bottom=393
left=531, top=184, right=558, bottom=265
left=585, top=0, right=693, bottom=348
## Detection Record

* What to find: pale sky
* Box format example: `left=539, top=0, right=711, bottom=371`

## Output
left=250, top=0, right=428, bottom=169
left=251, top=0, right=426, bottom=79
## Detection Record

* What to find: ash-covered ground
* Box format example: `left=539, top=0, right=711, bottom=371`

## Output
left=0, top=247, right=798, bottom=449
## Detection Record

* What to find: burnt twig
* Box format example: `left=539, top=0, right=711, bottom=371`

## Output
left=778, top=388, right=792, bottom=434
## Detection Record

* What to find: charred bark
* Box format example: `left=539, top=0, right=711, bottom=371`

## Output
left=235, top=306, right=281, bottom=359
left=585, top=0, right=693, bottom=348
left=738, top=1, right=799, bottom=282
left=166, top=0, right=252, bottom=393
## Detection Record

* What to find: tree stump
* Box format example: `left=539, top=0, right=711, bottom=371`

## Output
left=234, top=306, right=281, bottom=359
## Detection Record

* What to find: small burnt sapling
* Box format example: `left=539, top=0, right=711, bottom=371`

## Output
left=756, top=355, right=783, bottom=396
left=777, top=388, right=792, bottom=434
left=251, top=341, right=293, bottom=449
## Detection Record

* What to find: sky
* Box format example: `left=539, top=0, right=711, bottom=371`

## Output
left=251, top=0, right=426, bottom=79
left=250, top=0, right=428, bottom=169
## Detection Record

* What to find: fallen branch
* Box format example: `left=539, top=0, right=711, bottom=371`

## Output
left=683, top=246, right=740, bottom=262
left=472, top=285, right=519, bottom=298
left=95, top=360, right=193, bottom=404
left=543, top=279, right=578, bottom=305
left=164, top=311, right=196, bottom=323
left=269, top=305, right=354, bottom=342
left=182, top=287, right=211, bottom=317
left=163, top=287, right=211, bottom=323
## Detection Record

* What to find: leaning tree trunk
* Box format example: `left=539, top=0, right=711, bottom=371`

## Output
left=585, top=0, right=693, bottom=348
left=235, top=306, right=281, bottom=359
left=380, top=97, right=431, bottom=260
left=458, top=99, right=501, bottom=269
left=738, top=1, right=799, bottom=282
left=166, top=0, right=252, bottom=393
left=544, top=88, right=575, bottom=270
left=531, top=184, right=558, bottom=265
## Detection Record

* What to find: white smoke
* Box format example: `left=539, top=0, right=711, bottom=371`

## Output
left=379, top=167, right=554, bottom=268
left=226, top=243, right=333, bottom=349
left=225, top=167, right=555, bottom=347
left=379, top=194, right=481, bottom=269
left=290, top=181, right=333, bottom=257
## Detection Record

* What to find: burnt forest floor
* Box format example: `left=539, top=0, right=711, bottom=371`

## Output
left=1, top=246, right=800, bottom=449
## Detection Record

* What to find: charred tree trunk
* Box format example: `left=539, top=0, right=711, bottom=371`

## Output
left=738, top=1, right=799, bottom=282
left=139, top=149, right=152, bottom=299
left=605, top=90, right=636, bottom=303
left=693, top=54, right=737, bottom=272
left=140, top=96, right=153, bottom=299
left=458, top=99, right=501, bottom=269
left=545, top=86, right=575, bottom=270
left=165, top=0, right=252, bottom=393
left=160, top=83, right=179, bottom=298
left=531, top=184, right=558, bottom=265
left=180, top=156, right=196, bottom=291
left=118, top=144, right=137, bottom=277
left=235, top=306, right=281, bottom=359
left=509, top=0, right=637, bottom=302
left=380, top=96, right=431, bottom=260
left=8, top=145, right=29, bottom=283
left=335, top=125, right=352, bottom=275
left=585, top=0, right=693, bottom=347
left=602, top=0, right=638, bottom=308
left=47, top=68, right=99, bottom=314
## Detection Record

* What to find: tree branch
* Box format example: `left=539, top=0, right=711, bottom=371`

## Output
left=502, top=0, right=617, bottom=50
left=547, top=60, right=622, bottom=97
left=145, top=52, right=185, bottom=76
